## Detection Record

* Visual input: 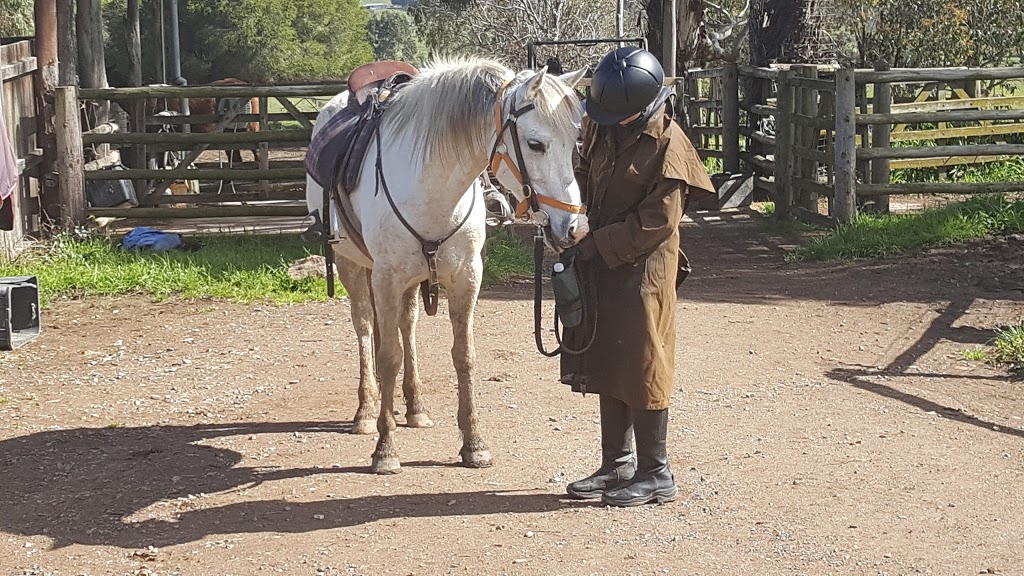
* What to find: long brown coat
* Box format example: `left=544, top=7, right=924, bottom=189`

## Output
left=559, top=107, right=715, bottom=410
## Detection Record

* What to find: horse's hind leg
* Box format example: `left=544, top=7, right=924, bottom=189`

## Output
left=335, top=255, right=379, bottom=435
left=400, top=285, right=434, bottom=428
left=370, top=270, right=405, bottom=474
left=446, top=254, right=492, bottom=468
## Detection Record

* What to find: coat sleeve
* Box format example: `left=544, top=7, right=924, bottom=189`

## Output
left=590, top=178, right=684, bottom=269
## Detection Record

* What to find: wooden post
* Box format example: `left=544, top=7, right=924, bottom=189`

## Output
left=616, top=0, right=624, bottom=41
left=55, top=86, right=86, bottom=227
left=259, top=96, right=269, bottom=195
left=662, top=0, right=677, bottom=77
left=774, top=69, right=795, bottom=219
left=855, top=81, right=871, bottom=210
left=795, top=65, right=819, bottom=213
left=131, top=98, right=148, bottom=202
left=871, top=61, right=892, bottom=214
left=833, top=66, right=857, bottom=225
left=722, top=62, right=740, bottom=174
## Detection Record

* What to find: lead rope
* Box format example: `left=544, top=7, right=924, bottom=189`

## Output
left=532, top=229, right=599, bottom=357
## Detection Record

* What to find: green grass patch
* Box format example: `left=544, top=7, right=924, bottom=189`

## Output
left=0, top=230, right=535, bottom=308
left=482, top=229, right=534, bottom=285
left=992, top=322, right=1024, bottom=372
left=0, top=396, right=9, bottom=405
left=0, top=233, right=331, bottom=307
left=787, top=194, right=1024, bottom=262
left=960, top=348, right=988, bottom=362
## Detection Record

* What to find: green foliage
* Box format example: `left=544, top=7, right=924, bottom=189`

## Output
left=992, top=322, right=1024, bottom=371
left=788, top=194, right=1024, bottom=262
left=0, top=0, right=32, bottom=37
left=103, top=0, right=374, bottom=85
left=366, top=9, right=420, bottom=62
left=0, top=0, right=32, bottom=38
left=860, top=0, right=1024, bottom=67
left=408, top=0, right=472, bottom=59
left=960, top=347, right=987, bottom=361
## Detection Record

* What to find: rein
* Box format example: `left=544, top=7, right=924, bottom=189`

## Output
left=487, top=80, right=596, bottom=358
left=531, top=228, right=599, bottom=358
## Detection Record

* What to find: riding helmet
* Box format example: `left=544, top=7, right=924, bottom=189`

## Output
left=585, top=47, right=666, bottom=126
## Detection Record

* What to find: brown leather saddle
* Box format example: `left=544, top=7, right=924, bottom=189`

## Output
left=305, top=61, right=419, bottom=196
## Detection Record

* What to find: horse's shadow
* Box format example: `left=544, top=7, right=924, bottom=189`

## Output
left=0, top=421, right=579, bottom=550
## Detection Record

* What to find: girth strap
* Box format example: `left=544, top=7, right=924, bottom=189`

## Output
left=374, top=123, right=477, bottom=317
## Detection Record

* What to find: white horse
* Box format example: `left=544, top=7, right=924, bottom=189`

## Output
left=306, top=57, right=588, bottom=474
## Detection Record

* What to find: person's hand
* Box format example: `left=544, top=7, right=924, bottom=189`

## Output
left=573, top=235, right=599, bottom=262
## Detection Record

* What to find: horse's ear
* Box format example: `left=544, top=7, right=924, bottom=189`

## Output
left=525, top=68, right=547, bottom=100
left=557, top=68, right=587, bottom=89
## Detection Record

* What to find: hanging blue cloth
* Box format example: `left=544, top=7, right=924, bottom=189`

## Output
left=121, top=227, right=184, bottom=252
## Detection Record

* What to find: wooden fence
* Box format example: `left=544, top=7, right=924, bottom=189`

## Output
left=1, top=39, right=43, bottom=260
left=67, top=83, right=346, bottom=221
left=697, top=63, right=1024, bottom=225
left=46, top=65, right=1024, bottom=227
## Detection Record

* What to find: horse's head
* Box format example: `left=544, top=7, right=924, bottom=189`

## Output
left=490, top=67, right=588, bottom=251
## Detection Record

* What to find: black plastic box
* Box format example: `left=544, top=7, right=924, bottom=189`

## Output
left=86, top=167, right=138, bottom=208
left=0, top=276, right=40, bottom=351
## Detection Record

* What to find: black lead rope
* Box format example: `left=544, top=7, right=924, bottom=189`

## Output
left=532, top=231, right=599, bottom=358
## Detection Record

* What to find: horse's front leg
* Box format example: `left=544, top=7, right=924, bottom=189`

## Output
left=370, top=270, right=405, bottom=474
left=400, top=285, right=433, bottom=428
left=446, top=253, right=492, bottom=468
left=334, top=255, right=379, bottom=435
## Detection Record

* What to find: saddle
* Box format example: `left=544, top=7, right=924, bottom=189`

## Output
left=305, top=61, right=419, bottom=195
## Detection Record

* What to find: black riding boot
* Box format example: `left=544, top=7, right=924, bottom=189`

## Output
left=566, top=395, right=635, bottom=499
left=601, top=408, right=677, bottom=507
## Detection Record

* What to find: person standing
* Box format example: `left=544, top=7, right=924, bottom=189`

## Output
left=559, top=47, right=716, bottom=507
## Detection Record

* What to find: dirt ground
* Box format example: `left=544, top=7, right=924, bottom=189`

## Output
left=2, top=210, right=1024, bottom=576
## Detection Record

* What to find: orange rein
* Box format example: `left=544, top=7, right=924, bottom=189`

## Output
left=488, top=80, right=586, bottom=220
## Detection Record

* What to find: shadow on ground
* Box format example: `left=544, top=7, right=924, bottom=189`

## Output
left=0, top=421, right=585, bottom=550
left=482, top=209, right=1024, bottom=308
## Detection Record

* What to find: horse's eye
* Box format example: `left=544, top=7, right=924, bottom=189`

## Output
left=527, top=140, right=547, bottom=153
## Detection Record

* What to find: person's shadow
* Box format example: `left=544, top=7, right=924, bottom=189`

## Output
left=0, top=421, right=580, bottom=550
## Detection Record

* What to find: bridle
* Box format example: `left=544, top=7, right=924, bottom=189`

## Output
left=487, top=80, right=587, bottom=223
left=487, top=78, right=597, bottom=358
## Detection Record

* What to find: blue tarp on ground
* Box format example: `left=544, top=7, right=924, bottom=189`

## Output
left=121, top=227, right=183, bottom=253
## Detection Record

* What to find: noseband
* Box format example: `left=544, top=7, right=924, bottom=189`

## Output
left=488, top=80, right=587, bottom=221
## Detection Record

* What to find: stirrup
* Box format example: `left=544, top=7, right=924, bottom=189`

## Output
left=300, top=210, right=324, bottom=245
left=484, top=189, right=513, bottom=228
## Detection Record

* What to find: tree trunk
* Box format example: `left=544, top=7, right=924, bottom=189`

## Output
left=75, top=0, right=108, bottom=89
left=56, top=0, right=77, bottom=86
left=126, top=0, right=142, bottom=87
left=645, top=0, right=664, bottom=64
left=76, top=0, right=109, bottom=149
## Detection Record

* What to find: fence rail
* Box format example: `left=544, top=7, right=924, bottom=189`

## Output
left=41, top=64, right=1024, bottom=228
left=65, top=82, right=348, bottom=219
left=719, top=62, right=1024, bottom=225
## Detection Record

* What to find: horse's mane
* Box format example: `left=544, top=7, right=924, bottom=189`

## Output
left=381, top=56, right=582, bottom=165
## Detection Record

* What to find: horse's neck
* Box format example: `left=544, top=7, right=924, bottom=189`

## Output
left=391, top=126, right=496, bottom=221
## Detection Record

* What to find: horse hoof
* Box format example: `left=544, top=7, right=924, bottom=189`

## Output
left=371, top=456, right=402, bottom=475
left=461, top=449, right=493, bottom=468
left=351, top=419, right=376, bottom=435
left=405, top=413, right=434, bottom=428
